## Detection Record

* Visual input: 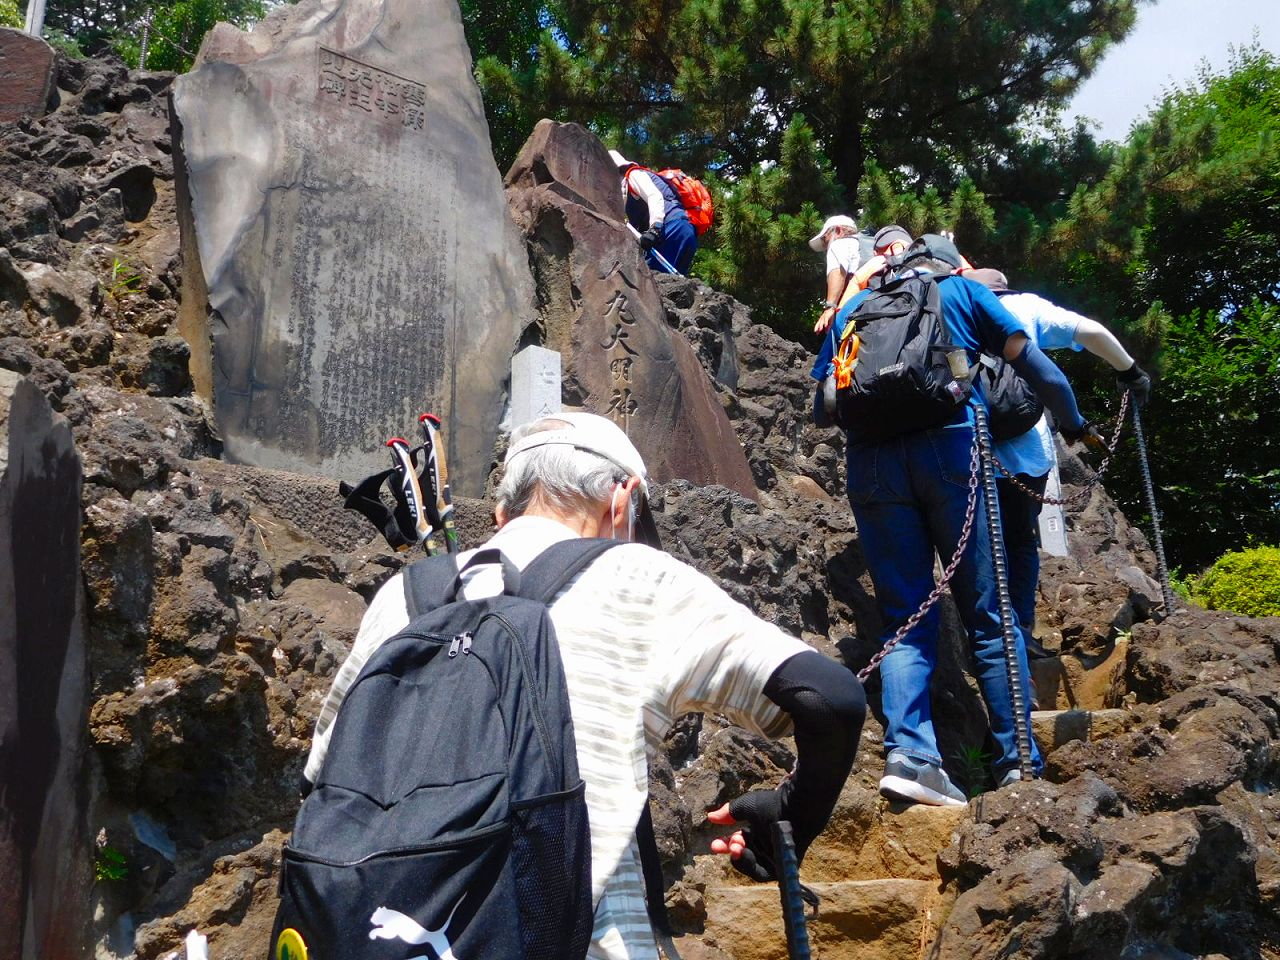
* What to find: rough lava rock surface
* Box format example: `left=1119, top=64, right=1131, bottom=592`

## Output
left=1, top=59, right=1277, bottom=960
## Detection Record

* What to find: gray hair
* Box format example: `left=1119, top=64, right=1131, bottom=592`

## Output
left=497, top=418, right=639, bottom=521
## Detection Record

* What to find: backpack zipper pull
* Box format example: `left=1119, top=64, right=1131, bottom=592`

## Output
left=460, top=632, right=473, bottom=655
left=448, top=636, right=462, bottom=658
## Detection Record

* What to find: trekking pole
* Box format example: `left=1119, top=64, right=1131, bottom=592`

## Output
left=973, top=405, right=1037, bottom=779
left=386, top=437, right=432, bottom=550
left=1131, top=403, right=1178, bottom=616
left=419, top=413, right=459, bottom=554
left=772, top=821, right=814, bottom=960
left=625, top=223, right=679, bottom=275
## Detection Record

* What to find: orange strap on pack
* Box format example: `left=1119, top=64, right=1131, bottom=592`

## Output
left=834, top=327, right=860, bottom=390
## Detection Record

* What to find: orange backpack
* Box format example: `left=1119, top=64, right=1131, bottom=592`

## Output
left=658, top=168, right=714, bottom=234
left=626, top=165, right=715, bottom=235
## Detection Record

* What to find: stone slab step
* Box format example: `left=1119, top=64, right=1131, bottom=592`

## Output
left=1028, top=637, right=1129, bottom=711
left=699, top=878, right=935, bottom=960
left=804, top=795, right=967, bottom=883
left=1031, top=707, right=1134, bottom=753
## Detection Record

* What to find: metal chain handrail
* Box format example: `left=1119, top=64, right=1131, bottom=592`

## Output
left=857, top=434, right=981, bottom=682
left=991, top=390, right=1131, bottom=508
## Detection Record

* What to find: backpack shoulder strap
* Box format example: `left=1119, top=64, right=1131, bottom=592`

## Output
left=637, top=802, right=682, bottom=960
left=516, top=538, right=624, bottom=605
left=402, top=553, right=462, bottom=618
left=404, top=548, right=526, bottom=616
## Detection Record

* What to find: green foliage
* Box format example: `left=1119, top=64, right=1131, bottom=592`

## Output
left=1109, top=301, right=1280, bottom=571
left=1015, top=46, right=1280, bottom=568
left=1193, top=546, right=1280, bottom=618
left=1044, top=43, right=1280, bottom=323
left=107, top=257, right=142, bottom=299
left=44, top=27, right=86, bottom=57
left=113, top=0, right=263, bottom=71
left=951, top=744, right=992, bottom=799
left=0, top=0, right=22, bottom=28
left=519, top=0, right=1135, bottom=187
left=1168, top=568, right=1196, bottom=604
left=94, top=845, right=128, bottom=882
left=695, top=117, right=843, bottom=337
left=459, top=0, right=1138, bottom=331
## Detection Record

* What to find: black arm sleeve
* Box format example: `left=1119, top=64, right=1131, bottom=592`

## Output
left=765, top=651, right=865, bottom=855
left=1007, top=338, right=1087, bottom=435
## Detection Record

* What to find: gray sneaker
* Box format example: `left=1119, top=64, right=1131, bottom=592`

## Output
left=879, top=751, right=968, bottom=807
left=997, top=768, right=1022, bottom=788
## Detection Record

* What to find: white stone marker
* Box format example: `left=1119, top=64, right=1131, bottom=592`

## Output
left=1038, top=460, right=1069, bottom=556
left=511, top=345, right=562, bottom=429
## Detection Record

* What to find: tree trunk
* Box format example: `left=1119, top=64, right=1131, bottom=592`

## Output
left=829, top=112, right=864, bottom=208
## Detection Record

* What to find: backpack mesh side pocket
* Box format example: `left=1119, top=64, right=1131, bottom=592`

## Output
left=509, top=781, right=593, bottom=960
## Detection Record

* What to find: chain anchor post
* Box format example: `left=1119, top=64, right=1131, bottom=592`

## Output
left=973, top=404, right=1037, bottom=780
left=1131, top=403, right=1178, bottom=617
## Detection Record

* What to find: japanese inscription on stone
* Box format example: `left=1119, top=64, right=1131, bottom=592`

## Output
left=601, top=292, right=639, bottom=433
left=172, top=0, right=536, bottom=494
left=318, top=46, right=426, bottom=130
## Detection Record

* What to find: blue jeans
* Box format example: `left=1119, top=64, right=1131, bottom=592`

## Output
left=847, top=423, right=1043, bottom=776
left=997, top=473, right=1049, bottom=637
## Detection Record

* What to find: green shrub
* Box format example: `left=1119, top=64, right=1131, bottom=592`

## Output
left=1193, top=546, right=1280, bottom=618
left=0, top=0, right=22, bottom=29
left=43, top=27, right=85, bottom=58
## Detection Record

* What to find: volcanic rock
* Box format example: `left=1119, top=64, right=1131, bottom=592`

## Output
left=0, top=369, right=92, bottom=960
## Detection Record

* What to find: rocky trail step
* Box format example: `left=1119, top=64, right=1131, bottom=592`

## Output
left=684, top=700, right=1137, bottom=959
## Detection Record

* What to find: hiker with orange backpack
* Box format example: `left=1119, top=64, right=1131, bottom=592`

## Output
left=609, top=149, right=712, bottom=275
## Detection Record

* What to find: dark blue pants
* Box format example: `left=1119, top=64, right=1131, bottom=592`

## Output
left=647, top=216, right=698, bottom=275
left=997, top=473, right=1050, bottom=637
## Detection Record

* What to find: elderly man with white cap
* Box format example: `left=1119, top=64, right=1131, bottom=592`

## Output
left=304, top=412, right=864, bottom=960
left=609, top=149, right=699, bottom=275
left=810, top=214, right=863, bottom=334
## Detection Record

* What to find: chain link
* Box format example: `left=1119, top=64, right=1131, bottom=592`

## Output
left=855, top=390, right=1135, bottom=682
left=857, top=434, right=981, bottom=683
left=992, top=391, right=1131, bottom=507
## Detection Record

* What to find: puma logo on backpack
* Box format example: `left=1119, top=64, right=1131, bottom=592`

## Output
left=271, top=540, right=624, bottom=960
left=368, top=901, right=464, bottom=959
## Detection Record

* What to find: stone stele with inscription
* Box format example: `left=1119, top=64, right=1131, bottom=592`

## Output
left=171, top=0, right=535, bottom=495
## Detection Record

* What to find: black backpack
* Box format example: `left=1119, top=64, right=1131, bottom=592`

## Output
left=835, top=271, right=972, bottom=445
left=271, top=539, right=623, bottom=960
left=975, top=353, right=1045, bottom=442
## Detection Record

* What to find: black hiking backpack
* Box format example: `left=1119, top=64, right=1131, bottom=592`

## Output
left=271, top=539, right=623, bottom=960
left=974, top=287, right=1045, bottom=443
left=975, top=353, right=1045, bottom=442
left=834, top=270, right=973, bottom=445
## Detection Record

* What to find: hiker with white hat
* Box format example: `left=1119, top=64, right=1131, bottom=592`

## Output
left=809, top=214, right=862, bottom=334
left=305, top=412, right=864, bottom=960
left=808, top=216, right=860, bottom=335
left=609, top=149, right=700, bottom=275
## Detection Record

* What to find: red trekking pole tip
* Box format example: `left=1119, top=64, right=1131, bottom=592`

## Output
left=386, top=437, right=409, bottom=447
left=419, top=413, right=441, bottom=427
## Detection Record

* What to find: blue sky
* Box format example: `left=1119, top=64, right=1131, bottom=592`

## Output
left=1064, top=0, right=1280, bottom=141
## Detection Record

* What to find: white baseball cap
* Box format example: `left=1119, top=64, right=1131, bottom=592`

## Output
left=808, top=214, right=858, bottom=252
left=505, top=413, right=661, bottom=545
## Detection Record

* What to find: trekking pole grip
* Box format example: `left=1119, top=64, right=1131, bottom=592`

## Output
left=771, top=821, right=813, bottom=960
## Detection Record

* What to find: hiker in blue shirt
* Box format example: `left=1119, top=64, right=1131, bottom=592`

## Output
left=609, top=150, right=698, bottom=275
left=811, top=235, right=1106, bottom=803
left=966, top=268, right=1151, bottom=659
